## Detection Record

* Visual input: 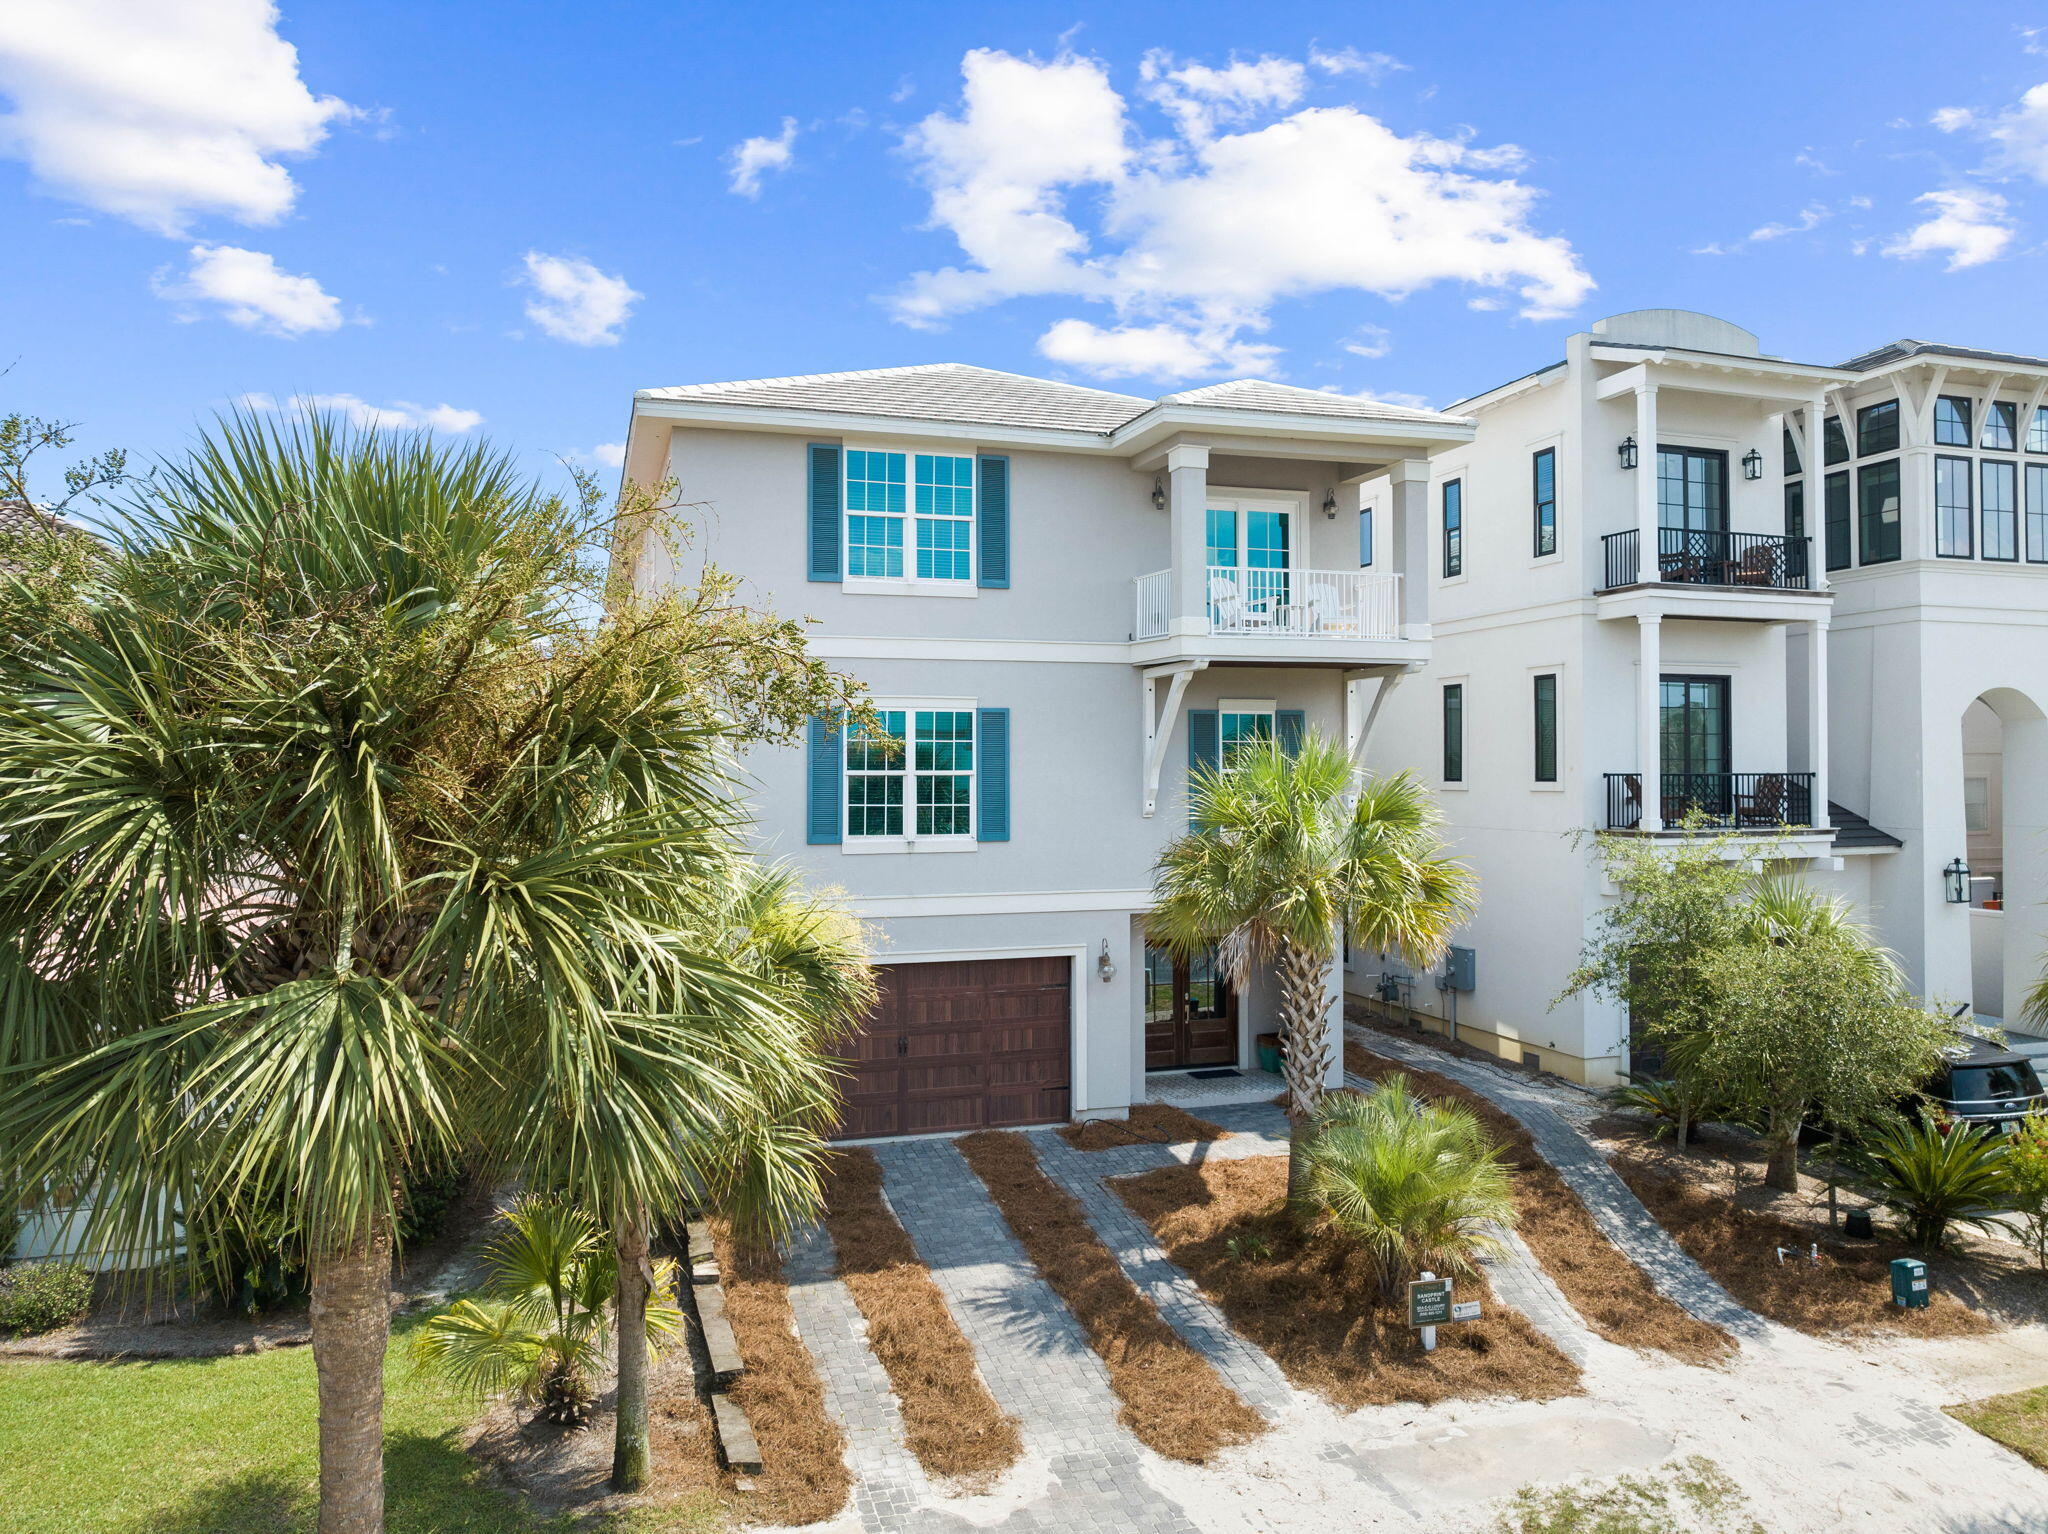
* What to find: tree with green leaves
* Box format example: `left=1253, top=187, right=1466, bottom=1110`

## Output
left=1683, top=880, right=1952, bottom=1192
left=1150, top=734, right=1476, bottom=1190
left=0, top=413, right=864, bottom=1534
left=0, top=403, right=121, bottom=653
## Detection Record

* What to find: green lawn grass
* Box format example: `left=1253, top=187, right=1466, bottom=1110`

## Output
left=1950, top=1385, right=2048, bottom=1472
left=0, top=1321, right=720, bottom=1534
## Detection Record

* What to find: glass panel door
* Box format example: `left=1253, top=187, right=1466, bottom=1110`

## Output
left=1656, top=449, right=1728, bottom=534
left=1661, top=675, right=1731, bottom=822
left=1142, top=943, right=1238, bottom=1070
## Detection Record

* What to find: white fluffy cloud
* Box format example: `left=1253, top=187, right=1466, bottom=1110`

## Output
left=1881, top=189, right=2015, bottom=271
left=1932, top=82, right=2048, bottom=182
left=1307, top=47, right=1407, bottom=82
left=727, top=117, right=797, bottom=197
left=519, top=251, right=639, bottom=345
left=894, top=49, right=1591, bottom=381
left=1038, top=318, right=1280, bottom=378
left=0, top=0, right=351, bottom=235
left=240, top=392, right=483, bottom=432
left=154, top=243, right=342, bottom=335
left=590, top=441, right=626, bottom=467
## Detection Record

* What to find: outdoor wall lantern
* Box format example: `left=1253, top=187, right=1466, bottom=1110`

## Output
left=1322, top=489, right=1339, bottom=519
left=1742, top=448, right=1764, bottom=481
left=1151, top=477, right=1168, bottom=511
left=1097, top=940, right=1118, bottom=982
left=1618, top=435, right=1638, bottom=470
left=1945, top=857, right=1973, bottom=904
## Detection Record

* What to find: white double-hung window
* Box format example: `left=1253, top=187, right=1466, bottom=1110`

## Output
left=844, top=447, right=974, bottom=585
left=845, top=702, right=976, bottom=847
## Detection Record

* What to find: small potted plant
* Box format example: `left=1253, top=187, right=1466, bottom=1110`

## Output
left=1256, top=1033, right=1282, bottom=1075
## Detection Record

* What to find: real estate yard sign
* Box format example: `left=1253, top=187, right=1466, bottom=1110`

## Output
left=1406, top=1276, right=1452, bottom=1327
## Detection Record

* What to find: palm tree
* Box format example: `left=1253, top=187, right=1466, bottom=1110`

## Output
left=0, top=414, right=855, bottom=1533
left=411, top=1197, right=681, bottom=1424
left=1151, top=733, right=1475, bottom=1189
left=1296, top=1074, right=1515, bottom=1297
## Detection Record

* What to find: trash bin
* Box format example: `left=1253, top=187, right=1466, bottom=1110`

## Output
left=1844, top=1209, right=1875, bottom=1240
left=1889, top=1256, right=1929, bottom=1309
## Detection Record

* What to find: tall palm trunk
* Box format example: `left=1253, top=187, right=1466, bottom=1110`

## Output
left=1765, top=1104, right=1802, bottom=1193
left=1276, top=935, right=1333, bottom=1196
left=310, top=1221, right=392, bottom=1534
left=610, top=1209, right=652, bottom=1492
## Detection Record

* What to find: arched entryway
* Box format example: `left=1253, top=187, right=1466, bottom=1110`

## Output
left=1960, top=687, right=2048, bottom=1034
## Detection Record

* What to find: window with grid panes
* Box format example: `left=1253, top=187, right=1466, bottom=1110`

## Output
left=845, top=709, right=975, bottom=838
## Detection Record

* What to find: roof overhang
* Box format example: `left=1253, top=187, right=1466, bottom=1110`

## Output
left=1591, top=346, right=1857, bottom=407
left=627, top=392, right=1474, bottom=462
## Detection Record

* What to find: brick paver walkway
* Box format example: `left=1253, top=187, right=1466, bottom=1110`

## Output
left=865, top=1135, right=1204, bottom=1534
left=1345, top=1024, right=1769, bottom=1342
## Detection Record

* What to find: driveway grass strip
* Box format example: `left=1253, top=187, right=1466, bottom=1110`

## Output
left=1116, top=1152, right=1580, bottom=1409
left=955, top=1129, right=1265, bottom=1464
left=820, top=1149, right=1023, bottom=1487
left=1608, top=1154, right=1993, bottom=1339
left=1949, top=1385, right=2048, bottom=1471
left=714, top=1224, right=852, bottom=1525
left=1344, top=1041, right=1736, bottom=1364
left=1058, top=1103, right=1227, bottom=1151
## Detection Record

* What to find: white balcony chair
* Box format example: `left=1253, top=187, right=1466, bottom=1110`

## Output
left=1209, top=573, right=1271, bottom=632
left=1301, top=579, right=1355, bottom=635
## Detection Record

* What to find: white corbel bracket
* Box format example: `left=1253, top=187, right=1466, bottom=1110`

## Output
left=1141, top=659, right=1208, bottom=818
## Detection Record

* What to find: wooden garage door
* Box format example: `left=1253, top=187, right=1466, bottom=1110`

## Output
left=833, top=957, right=1072, bottom=1139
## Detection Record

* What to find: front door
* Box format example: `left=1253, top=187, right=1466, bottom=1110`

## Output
left=1144, top=944, right=1238, bottom=1070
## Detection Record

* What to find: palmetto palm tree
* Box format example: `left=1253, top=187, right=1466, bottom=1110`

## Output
left=1296, top=1073, right=1514, bottom=1297
left=0, top=414, right=856, bottom=1533
left=411, top=1197, right=681, bottom=1425
left=1150, top=733, right=1476, bottom=1188
left=498, top=855, right=872, bottom=1491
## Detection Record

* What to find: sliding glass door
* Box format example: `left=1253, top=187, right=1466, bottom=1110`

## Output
left=1661, top=674, right=1731, bottom=819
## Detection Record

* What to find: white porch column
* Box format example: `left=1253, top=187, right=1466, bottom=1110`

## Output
left=1806, top=616, right=1829, bottom=829
left=1634, top=384, right=1660, bottom=583
left=1637, top=614, right=1663, bottom=832
left=1383, top=459, right=1432, bottom=638
left=1807, top=397, right=1830, bottom=592
left=1166, top=443, right=1211, bottom=637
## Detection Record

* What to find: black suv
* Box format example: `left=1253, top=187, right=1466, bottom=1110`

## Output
left=1926, top=1036, right=2047, bottom=1133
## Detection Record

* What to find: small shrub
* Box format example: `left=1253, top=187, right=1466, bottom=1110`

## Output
left=1224, top=1232, right=1274, bottom=1264
left=0, top=1260, right=95, bottom=1336
left=1839, top=1115, right=2014, bottom=1252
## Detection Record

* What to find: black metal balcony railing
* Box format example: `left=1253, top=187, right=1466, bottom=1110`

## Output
left=1603, top=772, right=1817, bottom=832
left=1600, top=529, right=1812, bottom=592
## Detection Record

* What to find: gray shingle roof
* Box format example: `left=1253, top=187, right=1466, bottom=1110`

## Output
left=639, top=364, right=1151, bottom=433
left=1839, top=339, right=2048, bottom=373
left=1829, top=802, right=1903, bottom=851
left=639, top=363, right=1469, bottom=435
left=1157, top=378, right=1466, bottom=424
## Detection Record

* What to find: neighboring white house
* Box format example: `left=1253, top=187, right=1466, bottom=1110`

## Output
left=613, top=314, right=2048, bottom=1126
left=1359, top=310, right=2048, bottom=1083
left=613, top=366, right=1471, bottom=1133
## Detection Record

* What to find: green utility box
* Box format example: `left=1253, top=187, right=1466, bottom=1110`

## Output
left=1890, top=1256, right=1930, bottom=1309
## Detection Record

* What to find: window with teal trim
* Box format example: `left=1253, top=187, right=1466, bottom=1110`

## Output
left=913, top=453, right=974, bottom=580
left=846, top=450, right=906, bottom=578
left=846, top=709, right=907, bottom=836
left=1218, top=708, right=1273, bottom=771
left=845, top=449, right=973, bottom=582
left=845, top=709, right=974, bottom=839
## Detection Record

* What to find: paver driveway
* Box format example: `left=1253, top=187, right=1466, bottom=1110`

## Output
left=767, top=1035, right=2048, bottom=1533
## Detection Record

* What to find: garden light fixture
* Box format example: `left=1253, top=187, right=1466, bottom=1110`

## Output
left=1618, top=435, right=1638, bottom=470
left=1944, top=857, right=1972, bottom=904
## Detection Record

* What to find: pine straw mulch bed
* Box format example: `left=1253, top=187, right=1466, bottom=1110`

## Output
left=1114, top=1152, right=1580, bottom=1409
left=1057, top=1103, right=1229, bottom=1152
left=1594, top=1117, right=2019, bottom=1340
left=956, top=1130, right=1265, bottom=1463
left=713, top=1223, right=852, bottom=1526
left=820, top=1149, right=1021, bottom=1486
left=1343, top=1042, right=1735, bottom=1365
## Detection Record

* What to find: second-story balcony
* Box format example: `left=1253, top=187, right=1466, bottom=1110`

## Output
left=1134, top=566, right=1405, bottom=645
left=1600, top=528, right=1812, bottom=592
left=1602, top=771, right=1818, bottom=833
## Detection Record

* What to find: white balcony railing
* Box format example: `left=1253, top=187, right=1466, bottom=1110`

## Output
left=1133, top=566, right=1404, bottom=642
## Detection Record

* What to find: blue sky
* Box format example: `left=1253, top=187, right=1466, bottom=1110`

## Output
left=6, top=1, right=2048, bottom=506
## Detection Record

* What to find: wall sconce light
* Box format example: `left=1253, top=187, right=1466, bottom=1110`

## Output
left=1150, top=477, right=1167, bottom=511
left=1618, top=435, right=1638, bottom=471
left=1097, top=940, right=1117, bottom=982
left=1945, top=857, right=1972, bottom=904
left=1742, top=448, right=1764, bottom=481
left=1322, top=489, right=1339, bottom=519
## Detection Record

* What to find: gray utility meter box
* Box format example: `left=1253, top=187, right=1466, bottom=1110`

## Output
left=1440, top=946, right=1476, bottom=993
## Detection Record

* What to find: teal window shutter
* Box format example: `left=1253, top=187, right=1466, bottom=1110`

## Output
left=1187, top=709, right=1219, bottom=826
left=976, top=454, right=1010, bottom=588
left=807, top=443, right=842, bottom=582
left=976, top=707, right=1010, bottom=841
left=806, top=715, right=844, bottom=843
left=1277, top=710, right=1305, bottom=756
